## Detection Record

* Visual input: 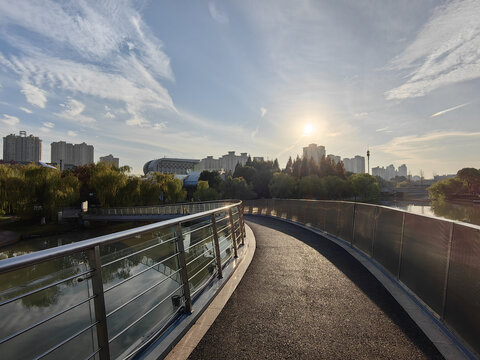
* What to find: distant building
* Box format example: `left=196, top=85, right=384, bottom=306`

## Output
left=51, top=141, right=94, bottom=168
left=327, top=154, right=341, bottom=164
left=386, top=164, right=396, bottom=180
left=197, top=151, right=249, bottom=174
left=99, top=154, right=119, bottom=167
left=343, top=155, right=365, bottom=173
left=253, top=157, right=264, bottom=162
left=3, top=131, right=42, bottom=163
left=398, top=164, right=407, bottom=178
left=433, top=174, right=456, bottom=182
left=372, top=164, right=408, bottom=180
left=303, top=144, right=325, bottom=164
left=143, top=158, right=200, bottom=175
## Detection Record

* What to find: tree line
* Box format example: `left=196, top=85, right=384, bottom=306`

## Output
left=0, top=163, right=186, bottom=220
left=0, top=156, right=381, bottom=221
left=428, top=168, right=480, bottom=200
left=194, top=157, right=380, bottom=202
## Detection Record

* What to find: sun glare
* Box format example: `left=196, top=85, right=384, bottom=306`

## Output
left=302, top=123, right=315, bottom=137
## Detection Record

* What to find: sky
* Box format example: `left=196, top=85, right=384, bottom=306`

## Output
left=0, top=0, right=479, bottom=177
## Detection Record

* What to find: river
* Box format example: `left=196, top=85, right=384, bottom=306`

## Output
left=380, top=200, right=480, bottom=226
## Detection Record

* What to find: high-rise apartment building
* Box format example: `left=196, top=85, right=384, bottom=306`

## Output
left=197, top=151, right=250, bottom=173
left=327, top=154, right=341, bottom=164
left=303, top=144, right=326, bottom=164
left=99, top=154, right=119, bottom=167
left=2, top=131, right=42, bottom=163
left=398, top=164, right=407, bottom=178
left=343, top=155, right=365, bottom=174
left=51, top=141, right=94, bottom=168
left=372, top=164, right=408, bottom=180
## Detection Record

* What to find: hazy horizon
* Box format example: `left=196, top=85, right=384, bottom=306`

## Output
left=0, top=0, right=479, bottom=176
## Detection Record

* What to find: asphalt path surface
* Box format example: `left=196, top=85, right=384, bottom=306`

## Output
left=188, top=216, right=443, bottom=359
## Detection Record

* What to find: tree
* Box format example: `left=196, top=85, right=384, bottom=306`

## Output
left=269, top=173, right=297, bottom=198
left=164, top=177, right=186, bottom=203
left=89, top=163, right=127, bottom=207
left=322, top=176, right=352, bottom=199
left=193, top=180, right=221, bottom=201
left=349, top=173, right=380, bottom=201
left=457, top=168, right=480, bottom=193
left=199, top=170, right=222, bottom=190
left=220, top=177, right=256, bottom=200
left=428, top=178, right=467, bottom=200
left=299, top=175, right=324, bottom=199
left=252, top=170, right=273, bottom=198
left=233, top=165, right=256, bottom=184
left=285, top=156, right=293, bottom=175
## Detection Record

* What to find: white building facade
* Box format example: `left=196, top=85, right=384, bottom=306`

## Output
left=2, top=131, right=42, bottom=163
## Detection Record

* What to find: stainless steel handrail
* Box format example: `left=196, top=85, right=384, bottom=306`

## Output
left=0, top=201, right=241, bottom=274
left=0, top=200, right=245, bottom=360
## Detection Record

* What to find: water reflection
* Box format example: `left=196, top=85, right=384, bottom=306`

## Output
left=382, top=200, right=480, bottom=226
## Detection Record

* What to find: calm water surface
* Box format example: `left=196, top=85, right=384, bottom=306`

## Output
left=381, top=200, right=480, bottom=226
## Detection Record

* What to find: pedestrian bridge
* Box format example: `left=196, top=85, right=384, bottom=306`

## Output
left=0, top=200, right=478, bottom=359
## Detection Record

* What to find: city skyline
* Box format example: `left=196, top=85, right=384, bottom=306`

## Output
left=0, top=1, right=479, bottom=176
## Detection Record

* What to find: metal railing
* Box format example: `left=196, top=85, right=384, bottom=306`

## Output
left=244, top=199, right=480, bottom=358
left=87, top=200, right=237, bottom=217
left=0, top=201, right=245, bottom=360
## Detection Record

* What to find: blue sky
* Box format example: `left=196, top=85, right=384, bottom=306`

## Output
left=0, top=0, right=479, bottom=176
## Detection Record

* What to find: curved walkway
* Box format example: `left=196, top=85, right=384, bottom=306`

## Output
left=188, top=216, right=443, bottom=359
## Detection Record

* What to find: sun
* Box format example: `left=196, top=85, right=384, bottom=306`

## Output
left=302, top=123, right=315, bottom=137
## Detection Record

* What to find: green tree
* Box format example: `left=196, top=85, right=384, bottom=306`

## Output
left=233, top=165, right=256, bottom=184
left=220, top=177, right=256, bottom=200
left=252, top=169, right=273, bottom=198
left=299, top=175, right=324, bottom=199
left=193, top=180, right=221, bottom=201
left=199, top=170, right=222, bottom=190
left=428, top=178, right=467, bottom=200
left=269, top=172, right=297, bottom=198
left=90, top=163, right=127, bottom=207
left=349, top=173, right=380, bottom=201
left=457, top=168, right=480, bottom=193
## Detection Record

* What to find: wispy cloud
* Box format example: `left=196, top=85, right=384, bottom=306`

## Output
left=152, top=122, right=167, bottom=130
left=104, top=111, right=115, bottom=119
left=67, top=130, right=77, bottom=137
left=0, top=0, right=175, bottom=128
left=376, top=127, right=392, bottom=133
left=260, top=107, right=267, bottom=117
left=1, top=114, right=20, bottom=125
left=208, top=2, right=229, bottom=24
left=57, top=98, right=96, bottom=124
left=386, top=0, right=480, bottom=100
left=43, top=121, right=54, bottom=128
left=19, top=107, right=32, bottom=113
left=431, top=102, right=470, bottom=117
left=20, top=82, right=47, bottom=108
left=375, top=131, right=480, bottom=159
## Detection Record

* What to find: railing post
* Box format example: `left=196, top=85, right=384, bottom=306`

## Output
left=441, top=222, right=454, bottom=319
left=351, top=202, right=357, bottom=245
left=88, top=246, right=111, bottom=360
left=210, top=214, right=223, bottom=279
left=397, top=212, right=406, bottom=279
left=228, top=209, right=238, bottom=258
left=239, top=206, right=246, bottom=246
left=176, top=224, right=192, bottom=313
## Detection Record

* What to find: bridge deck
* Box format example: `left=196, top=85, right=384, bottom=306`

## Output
left=187, top=216, right=443, bottom=359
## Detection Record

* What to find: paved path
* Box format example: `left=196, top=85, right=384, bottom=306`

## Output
left=188, top=216, right=443, bottom=359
